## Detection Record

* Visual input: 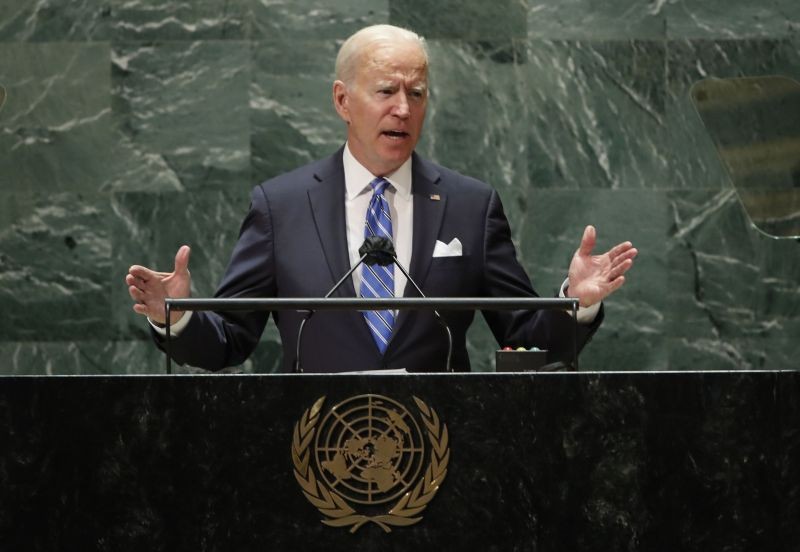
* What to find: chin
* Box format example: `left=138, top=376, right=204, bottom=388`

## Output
left=379, top=156, right=411, bottom=173
left=381, top=144, right=414, bottom=161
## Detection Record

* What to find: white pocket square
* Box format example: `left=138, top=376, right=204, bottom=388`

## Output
left=432, top=238, right=463, bottom=258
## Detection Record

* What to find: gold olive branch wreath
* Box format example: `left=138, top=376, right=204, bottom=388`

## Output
left=291, top=395, right=449, bottom=533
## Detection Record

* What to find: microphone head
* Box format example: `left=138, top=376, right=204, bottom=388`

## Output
left=359, top=236, right=396, bottom=266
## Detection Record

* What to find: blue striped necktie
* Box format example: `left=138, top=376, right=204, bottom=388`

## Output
left=360, top=177, right=395, bottom=354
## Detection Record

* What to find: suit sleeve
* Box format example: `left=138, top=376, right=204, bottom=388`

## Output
left=151, top=185, right=278, bottom=370
left=479, top=190, right=602, bottom=361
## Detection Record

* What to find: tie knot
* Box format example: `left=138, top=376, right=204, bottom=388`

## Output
left=370, top=177, right=390, bottom=196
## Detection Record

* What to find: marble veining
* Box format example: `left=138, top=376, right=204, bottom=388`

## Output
left=0, top=1, right=799, bottom=373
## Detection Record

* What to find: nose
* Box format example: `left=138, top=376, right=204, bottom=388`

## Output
left=392, top=91, right=410, bottom=119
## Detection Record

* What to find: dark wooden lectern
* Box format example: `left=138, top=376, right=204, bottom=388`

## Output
left=1, top=371, right=797, bottom=551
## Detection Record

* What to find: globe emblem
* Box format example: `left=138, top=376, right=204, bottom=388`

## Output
left=314, top=394, right=426, bottom=505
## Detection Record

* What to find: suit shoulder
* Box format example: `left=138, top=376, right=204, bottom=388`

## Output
left=419, top=157, right=496, bottom=199
left=252, top=152, right=341, bottom=200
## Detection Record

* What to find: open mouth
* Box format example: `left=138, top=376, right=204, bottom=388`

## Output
left=382, top=130, right=410, bottom=139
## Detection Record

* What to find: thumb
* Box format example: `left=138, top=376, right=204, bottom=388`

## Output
left=578, top=225, right=596, bottom=256
left=173, top=245, right=191, bottom=275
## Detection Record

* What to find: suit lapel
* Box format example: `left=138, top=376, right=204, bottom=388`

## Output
left=308, top=149, right=381, bottom=360
left=307, top=149, right=356, bottom=297
left=407, top=153, right=445, bottom=295
left=390, top=154, right=445, bottom=341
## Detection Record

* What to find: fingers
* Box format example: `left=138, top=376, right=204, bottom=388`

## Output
left=578, top=225, right=596, bottom=256
left=127, top=247, right=190, bottom=322
left=606, top=241, right=635, bottom=261
left=609, top=246, right=637, bottom=269
left=127, top=278, right=158, bottom=317
left=608, top=258, right=634, bottom=281
left=607, top=275, right=626, bottom=294
left=126, top=273, right=156, bottom=297
left=128, top=246, right=190, bottom=282
left=173, top=245, right=191, bottom=275
left=128, top=264, right=160, bottom=282
left=129, top=288, right=155, bottom=318
left=127, top=282, right=145, bottom=303
left=126, top=275, right=147, bottom=303
left=126, top=270, right=163, bottom=317
left=125, top=272, right=147, bottom=289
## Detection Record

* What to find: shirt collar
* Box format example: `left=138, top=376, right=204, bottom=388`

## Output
left=343, top=142, right=413, bottom=201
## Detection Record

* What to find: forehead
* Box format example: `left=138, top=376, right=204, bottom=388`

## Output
left=358, top=42, right=428, bottom=82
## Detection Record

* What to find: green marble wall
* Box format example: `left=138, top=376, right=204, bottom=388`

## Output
left=1, top=0, right=798, bottom=374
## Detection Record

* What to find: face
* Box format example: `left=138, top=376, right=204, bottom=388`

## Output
left=333, top=41, right=428, bottom=176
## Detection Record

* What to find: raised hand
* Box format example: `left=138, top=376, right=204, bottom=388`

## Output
left=126, top=245, right=192, bottom=325
left=567, top=226, right=637, bottom=307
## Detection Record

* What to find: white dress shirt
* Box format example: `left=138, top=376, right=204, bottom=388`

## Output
left=343, top=143, right=413, bottom=298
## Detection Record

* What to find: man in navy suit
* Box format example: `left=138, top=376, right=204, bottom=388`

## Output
left=125, top=25, right=637, bottom=373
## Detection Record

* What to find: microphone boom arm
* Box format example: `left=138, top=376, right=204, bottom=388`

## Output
left=390, top=253, right=454, bottom=372
left=295, top=253, right=369, bottom=372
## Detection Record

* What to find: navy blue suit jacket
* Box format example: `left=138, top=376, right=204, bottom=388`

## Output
left=155, top=148, right=601, bottom=372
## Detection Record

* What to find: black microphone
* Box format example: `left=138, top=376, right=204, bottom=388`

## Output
left=358, top=236, right=395, bottom=266
left=0, top=86, right=6, bottom=111
left=294, top=236, right=455, bottom=373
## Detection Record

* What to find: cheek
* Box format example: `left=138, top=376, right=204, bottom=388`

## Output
left=356, top=105, right=381, bottom=126
left=411, top=110, right=426, bottom=131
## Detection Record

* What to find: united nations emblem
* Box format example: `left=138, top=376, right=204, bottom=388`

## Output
left=291, top=394, right=450, bottom=533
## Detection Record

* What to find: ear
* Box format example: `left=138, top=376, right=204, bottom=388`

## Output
left=332, top=80, right=350, bottom=124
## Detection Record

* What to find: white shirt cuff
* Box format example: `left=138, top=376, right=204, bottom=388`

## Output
left=559, top=278, right=600, bottom=324
left=149, top=310, right=193, bottom=337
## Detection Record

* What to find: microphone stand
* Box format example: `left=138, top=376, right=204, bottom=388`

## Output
left=390, top=255, right=454, bottom=372
left=294, top=236, right=455, bottom=373
left=294, top=253, right=368, bottom=373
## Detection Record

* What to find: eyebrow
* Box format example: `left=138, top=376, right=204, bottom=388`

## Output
left=374, top=80, right=428, bottom=92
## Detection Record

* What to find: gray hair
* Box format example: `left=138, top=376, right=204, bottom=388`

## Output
left=335, top=25, right=428, bottom=87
